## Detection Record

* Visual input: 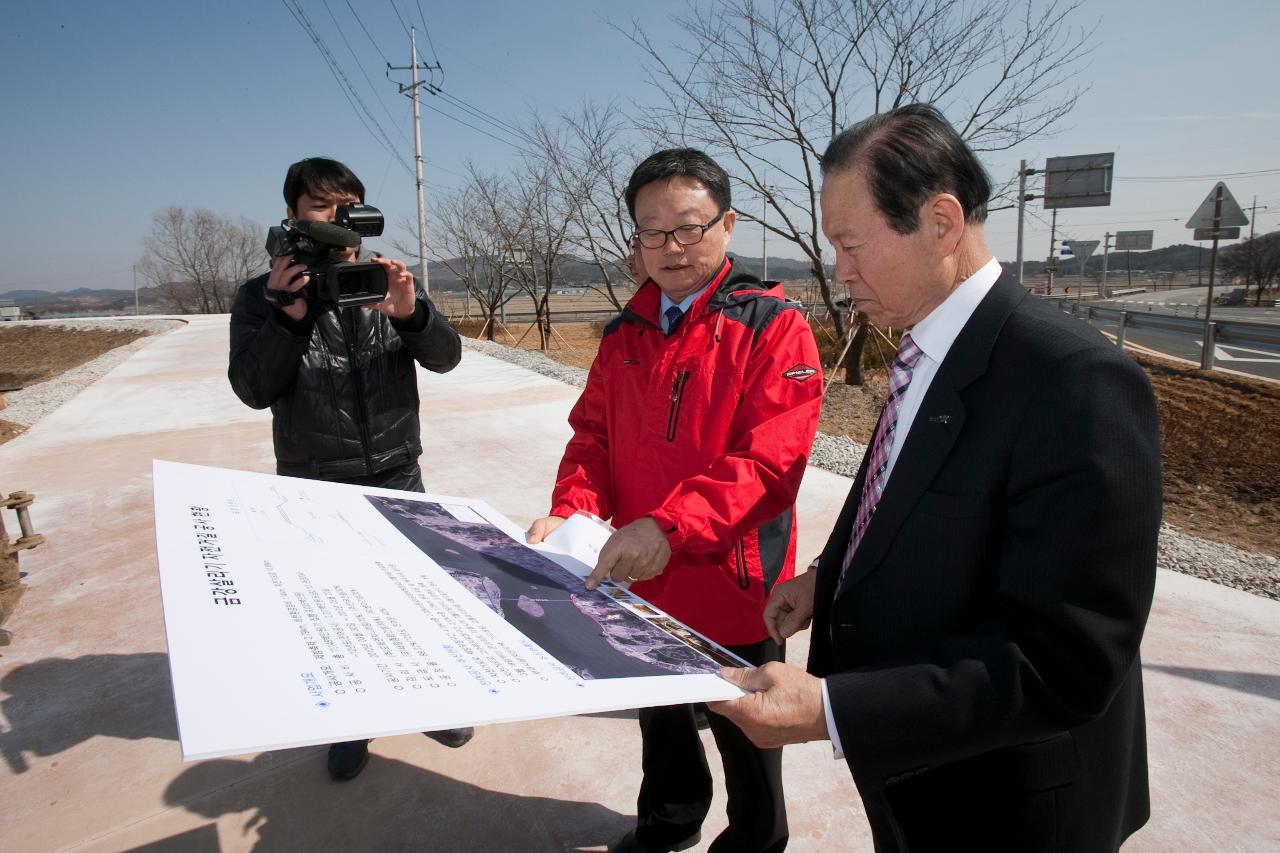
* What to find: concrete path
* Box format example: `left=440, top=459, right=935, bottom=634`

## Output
left=0, top=315, right=1275, bottom=852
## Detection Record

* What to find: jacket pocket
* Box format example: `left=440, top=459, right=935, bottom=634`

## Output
left=666, top=370, right=691, bottom=442
left=734, top=539, right=749, bottom=590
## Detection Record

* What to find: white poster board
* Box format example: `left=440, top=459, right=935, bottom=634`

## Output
left=152, top=461, right=747, bottom=760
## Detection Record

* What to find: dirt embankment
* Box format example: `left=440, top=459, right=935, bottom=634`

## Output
left=1137, top=353, right=1280, bottom=557
left=478, top=321, right=1279, bottom=559
left=0, top=325, right=154, bottom=443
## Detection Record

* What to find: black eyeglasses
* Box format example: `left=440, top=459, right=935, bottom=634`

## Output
left=633, top=211, right=726, bottom=250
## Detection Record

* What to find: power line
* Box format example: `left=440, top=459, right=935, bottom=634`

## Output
left=425, top=160, right=473, bottom=182
left=342, top=0, right=391, bottom=66
left=1115, top=167, right=1280, bottom=183
left=413, top=0, right=440, bottom=64
left=280, top=0, right=413, bottom=176
left=387, top=0, right=439, bottom=73
left=381, top=4, right=549, bottom=156
left=387, top=0, right=429, bottom=67
left=320, top=0, right=408, bottom=145
left=434, top=91, right=531, bottom=145
left=425, top=102, right=528, bottom=150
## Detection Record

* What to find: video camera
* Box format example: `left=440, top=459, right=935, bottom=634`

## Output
left=264, top=204, right=389, bottom=309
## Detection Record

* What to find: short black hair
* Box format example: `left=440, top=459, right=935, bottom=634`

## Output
left=283, top=157, right=365, bottom=212
left=625, top=148, right=731, bottom=221
left=821, top=104, right=991, bottom=235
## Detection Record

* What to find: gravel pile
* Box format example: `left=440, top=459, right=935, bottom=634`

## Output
left=463, top=336, right=1279, bottom=600
left=1157, top=523, right=1278, bottom=601
left=2, top=318, right=182, bottom=427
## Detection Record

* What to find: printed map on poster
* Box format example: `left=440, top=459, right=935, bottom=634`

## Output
left=152, top=461, right=746, bottom=760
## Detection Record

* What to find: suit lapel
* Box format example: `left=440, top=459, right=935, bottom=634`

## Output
left=831, top=272, right=1026, bottom=600
left=834, top=381, right=966, bottom=596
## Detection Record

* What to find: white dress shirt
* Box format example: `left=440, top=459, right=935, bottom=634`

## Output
left=822, top=256, right=1002, bottom=759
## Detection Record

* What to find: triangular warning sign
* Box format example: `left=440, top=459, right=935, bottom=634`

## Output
left=1064, top=240, right=1100, bottom=261
left=1186, top=182, right=1249, bottom=229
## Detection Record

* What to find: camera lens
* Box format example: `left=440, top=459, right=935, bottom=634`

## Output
left=338, top=269, right=375, bottom=296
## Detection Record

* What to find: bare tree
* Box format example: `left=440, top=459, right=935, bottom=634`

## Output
left=511, top=159, right=580, bottom=350
left=138, top=207, right=265, bottom=314
left=1222, top=230, right=1280, bottom=306
left=620, top=0, right=1093, bottom=383
left=462, top=163, right=578, bottom=351
left=433, top=185, right=520, bottom=340
left=529, top=102, right=641, bottom=310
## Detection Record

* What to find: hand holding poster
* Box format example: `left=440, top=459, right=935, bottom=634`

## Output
left=152, top=461, right=746, bottom=760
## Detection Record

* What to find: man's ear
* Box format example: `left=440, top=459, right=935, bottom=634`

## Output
left=722, top=208, right=737, bottom=238
left=286, top=206, right=296, bottom=220
left=926, top=193, right=966, bottom=257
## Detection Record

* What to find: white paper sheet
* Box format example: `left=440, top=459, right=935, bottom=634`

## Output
left=152, top=461, right=747, bottom=760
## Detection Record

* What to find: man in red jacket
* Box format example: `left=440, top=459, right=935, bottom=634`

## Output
left=528, top=149, right=823, bottom=853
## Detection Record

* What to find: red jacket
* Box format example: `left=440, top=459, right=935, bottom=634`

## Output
left=551, top=259, right=823, bottom=645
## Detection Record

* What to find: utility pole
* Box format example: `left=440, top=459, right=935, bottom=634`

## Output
left=1245, top=196, right=1269, bottom=303
left=1046, top=208, right=1058, bottom=294
left=132, top=265, right=140, bottom=316
left=1015, top=160, right=1038, bottom=288
left=388, top=27, right=439, bottom=296
left=761, top=170, right=768, bottom=281
left=1247, top=195, right=1258, bottom=298
left=761, top=203, right=767, bottom=281
left=1100, top=232, right=1112, bottom=299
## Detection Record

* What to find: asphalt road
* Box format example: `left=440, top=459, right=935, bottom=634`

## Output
left=1049, top=289, right=1280, bottom=381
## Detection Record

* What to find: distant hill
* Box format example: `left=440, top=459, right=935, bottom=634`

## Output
left=410, top=252, right=827, bottom=293
left=1008, top=243, right=1214, bottom=277
left=22, top=244, right=1220, bottom=316
left=0, top=286, right=164, bottom=317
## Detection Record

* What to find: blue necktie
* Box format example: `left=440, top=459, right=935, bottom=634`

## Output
left=665, top=305, right=685, bottom=336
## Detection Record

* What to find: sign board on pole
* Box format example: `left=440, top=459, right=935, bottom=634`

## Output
left=1186, top=182, right=1249, bottom=230
left=1114, top=230, right=1154, bottom=251
left=1193, top=227, right=1241, bottom=241
left=1044, top=153, right=1114, bottom=209
left=1063, top=240, right=1100, bottom=262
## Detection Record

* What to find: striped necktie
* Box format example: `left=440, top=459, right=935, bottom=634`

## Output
left=838, top=331, right=925, bottom=585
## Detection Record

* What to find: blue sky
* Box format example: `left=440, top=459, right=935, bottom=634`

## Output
left=2, top=0, right=1278, bottom=293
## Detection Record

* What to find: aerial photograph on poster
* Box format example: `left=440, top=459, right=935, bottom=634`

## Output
left=366, top=495, right=738, bottom=679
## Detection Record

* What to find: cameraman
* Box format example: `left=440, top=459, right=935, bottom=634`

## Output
left=228, top=156, right=471, bottom=781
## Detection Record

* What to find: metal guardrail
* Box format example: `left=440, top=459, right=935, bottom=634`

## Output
left=445, top=308, right=620, bottom=325
left=1056, top=302, right=1280, bottom=367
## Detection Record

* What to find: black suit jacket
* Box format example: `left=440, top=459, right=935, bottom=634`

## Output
left=809, top=273, right=1161, bottom=852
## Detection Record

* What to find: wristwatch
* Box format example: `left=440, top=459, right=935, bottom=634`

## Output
left=263, top=286, right=300, bottom=308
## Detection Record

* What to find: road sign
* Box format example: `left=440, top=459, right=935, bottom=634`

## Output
left=1064, top=240, right=1100, bottom=261
left=1186, top=182, right=1249, bottom=230
left=1115, top=230, right=1154, bottom=251
left=1043, top=153, right=1114, bottom=209
left=1193, top=227, right=1241, bottom=241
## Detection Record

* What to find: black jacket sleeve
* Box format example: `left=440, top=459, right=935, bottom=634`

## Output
left=227, top=277, right=314, bottom=410
left=389, top=279, right=461, bottom=374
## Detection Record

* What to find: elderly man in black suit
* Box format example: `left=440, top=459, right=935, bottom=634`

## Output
left=711, top=104, right=1162, bottom=852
